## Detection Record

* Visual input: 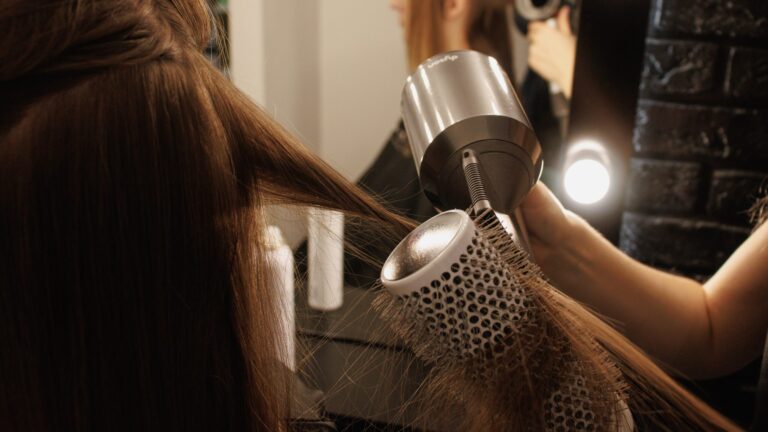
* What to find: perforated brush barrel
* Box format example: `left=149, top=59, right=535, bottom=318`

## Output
left=381, top=210, right=534, bottom=363
left=378, top=210, right=633, bottom=431
left=401, top=50, right=543, bottom=215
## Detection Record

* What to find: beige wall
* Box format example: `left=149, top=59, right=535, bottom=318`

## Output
left=317, top=0, right=407, bottom=180
left=229, top=1, right=528, bottom=246
left=263, top=0, right=321, bottom=152
left=232, top=0, right=406, bottom=175
left=230, top=0, right=406, bottom=246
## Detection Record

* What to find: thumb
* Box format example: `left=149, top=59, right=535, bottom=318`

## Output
left=557, top=7, right=572, bottom=36
left=528, top=21, right=545, bottom=38
left=521, top=183, right=566, bottom=219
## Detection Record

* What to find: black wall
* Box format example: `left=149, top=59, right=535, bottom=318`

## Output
left=623, top=0, right=768, bottom=276
left=621, top=0, right=768, bottom=425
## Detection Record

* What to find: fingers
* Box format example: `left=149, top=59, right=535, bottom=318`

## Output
left=557, top=6, right=572, bottom=36
left=527, top=44, right=558, bottom=82
left=528, top=21, right=546, bottom=35
left=520, top=183, right=570, bottom=251
left=521, top=183, right=561, bottom=215
left=527, top=15, right=577, bottom=88
left=527, top=23, right=544, bottom=48
left=528, top=56, right=556, bottom=82
left=527, top=24, right=554, bottom=56
left=527, top=22, right=560, bottom=47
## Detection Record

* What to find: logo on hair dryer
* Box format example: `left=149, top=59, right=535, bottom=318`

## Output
left=426, top=54, right=459, bottom=69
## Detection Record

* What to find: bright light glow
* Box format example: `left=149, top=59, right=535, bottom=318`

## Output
left=564, top=159, right=610, bottom=204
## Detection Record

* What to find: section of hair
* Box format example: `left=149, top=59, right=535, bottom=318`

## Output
left=0, top=1, right=411, bottom=430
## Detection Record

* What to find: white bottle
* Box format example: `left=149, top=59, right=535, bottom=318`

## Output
left=307, top=208, right=344, bottom=311
left=264, top=225, right=295, bottom=370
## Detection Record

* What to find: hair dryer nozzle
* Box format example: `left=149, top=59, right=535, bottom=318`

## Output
left=401, top=50, right=543, bottom=216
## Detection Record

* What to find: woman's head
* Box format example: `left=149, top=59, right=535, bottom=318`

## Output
left=394, top=0, right=514, bottom=77
left=0, top=1, right=407, bottom=430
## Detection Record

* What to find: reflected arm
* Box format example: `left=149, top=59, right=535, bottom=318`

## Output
left=545, top=218, right=768, bottom=379
left=520, top=182, right=768, bottom=379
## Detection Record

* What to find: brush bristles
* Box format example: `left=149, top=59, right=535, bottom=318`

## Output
left=373, top=212, right=629, bottom=431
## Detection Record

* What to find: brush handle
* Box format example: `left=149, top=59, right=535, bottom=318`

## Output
left=462, top=149, right=533, bottom=257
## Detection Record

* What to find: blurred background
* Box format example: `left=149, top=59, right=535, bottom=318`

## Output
left=218, top=0, right=533, bottom=247
left=228, top=0, right=405, bottom=181
left=225, top=0, right=409, bottom=247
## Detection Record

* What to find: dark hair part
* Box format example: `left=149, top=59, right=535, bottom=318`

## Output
left=0, top=1, right=408, bottom=430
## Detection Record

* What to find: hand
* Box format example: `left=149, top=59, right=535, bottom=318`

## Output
left=527, top=8, right=577, bottom=99
left=520, top=183, right=583, bottom=271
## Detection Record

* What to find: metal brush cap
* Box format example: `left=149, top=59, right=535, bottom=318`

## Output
left=381, top=210, right=475, bottom=297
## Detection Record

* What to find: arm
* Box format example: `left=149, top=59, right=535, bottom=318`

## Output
left=521, top=183, right=768, bottom=379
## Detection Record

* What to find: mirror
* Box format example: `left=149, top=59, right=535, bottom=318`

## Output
left=217, top=0, right=765, bottom=428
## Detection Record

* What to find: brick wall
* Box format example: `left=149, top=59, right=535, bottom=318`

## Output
left=622, top=0, right=768, bottom=278
left=621, top=0, right=768, bottom=424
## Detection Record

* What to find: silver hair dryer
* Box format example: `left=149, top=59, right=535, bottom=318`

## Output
left=381, top=51, right=634, bottom=431
left=401, top=50, right=543, bottom=252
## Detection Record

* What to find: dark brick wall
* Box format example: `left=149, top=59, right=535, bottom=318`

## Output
left=623, top=0, right=768, bottom=277
left=622, top=0, right=768, bottom=424
left=653, top=0, right=768, bottom=39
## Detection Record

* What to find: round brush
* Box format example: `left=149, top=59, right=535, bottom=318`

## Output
left=374, top=209, right=633, bottom=431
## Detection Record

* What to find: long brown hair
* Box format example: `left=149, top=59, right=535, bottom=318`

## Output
left=406, top=0, right=514, bottom=78
left=0, top=1, right=408, bottom=430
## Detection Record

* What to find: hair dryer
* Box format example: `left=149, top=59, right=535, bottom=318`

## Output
left=514, top=0, right=580, bottom=34
left=381, top=50, right=634, bottom=430
left=401, top=50, right=542, bottom=252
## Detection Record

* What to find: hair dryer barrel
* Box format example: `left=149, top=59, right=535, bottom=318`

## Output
left=402, top=51, right=542, bottom=213
left=401, top=50, right=543, bottom=214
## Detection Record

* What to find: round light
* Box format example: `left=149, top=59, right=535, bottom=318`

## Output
left=564, top=159, right=610, bottom=204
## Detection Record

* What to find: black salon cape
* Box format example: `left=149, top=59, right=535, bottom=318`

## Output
left=345, top=71, right=561, bottom=287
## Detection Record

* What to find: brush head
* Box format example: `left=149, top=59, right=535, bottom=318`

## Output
left=376, top=210, right=631, bottom=431
left=380, top=210, right=535, bottom=365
